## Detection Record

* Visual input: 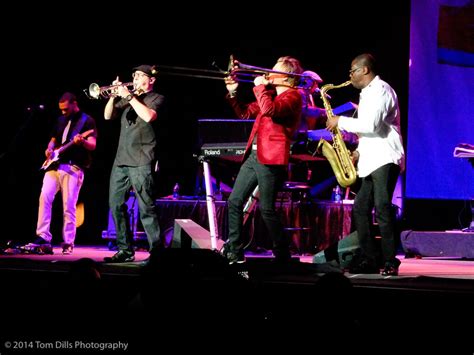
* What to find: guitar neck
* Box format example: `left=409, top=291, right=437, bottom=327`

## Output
left=58, top=140, right=75, bottom=154
left=59, top=129, right=94, bottom=153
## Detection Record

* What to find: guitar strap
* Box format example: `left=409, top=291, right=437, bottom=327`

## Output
left=61, top=120, right=72, bottom=144
left=67, top=113, right=88, bottom=140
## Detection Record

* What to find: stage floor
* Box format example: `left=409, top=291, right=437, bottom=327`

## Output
left=2, top=244, right=473, bottom=318
left=1, top=244, right=473, bottom=282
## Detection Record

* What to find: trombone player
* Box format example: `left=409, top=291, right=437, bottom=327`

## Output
left=103, top=65, right=165, bottom=263
left=222, top=56, right=304, bottom=264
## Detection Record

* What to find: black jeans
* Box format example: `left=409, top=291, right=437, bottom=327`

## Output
left=227, top=150, right=288, bottom=258
left=109, top=164, right=161, bottom=254
left=353, top=163, right=400, bottom=265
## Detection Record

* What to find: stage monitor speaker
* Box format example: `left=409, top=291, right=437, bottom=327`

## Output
left=401, top=230, right=474, bottom=258
left=171, top=219, right=225, bottom=250
left=313, top=231, right=361, bottom=268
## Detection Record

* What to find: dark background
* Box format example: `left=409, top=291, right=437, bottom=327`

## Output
left=2, top=1, right=469, bottom=245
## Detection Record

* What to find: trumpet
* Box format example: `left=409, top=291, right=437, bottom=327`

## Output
left=87, top=82, right=134, bottom=99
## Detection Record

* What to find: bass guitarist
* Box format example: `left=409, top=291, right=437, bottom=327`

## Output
left=24, top=92, right=97, bottom=255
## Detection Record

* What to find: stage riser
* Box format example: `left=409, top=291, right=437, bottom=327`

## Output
left=171, top=219, right=224, bottom=250
left=401, top=230, right=474, bottom=258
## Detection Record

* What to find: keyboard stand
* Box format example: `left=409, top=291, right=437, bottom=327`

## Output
left=199, top=155, right=260, bottom=250
left=200, top=157, right=220, bottom=250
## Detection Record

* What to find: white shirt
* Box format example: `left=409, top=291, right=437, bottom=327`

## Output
left=338, top=76, right=405, bottom=177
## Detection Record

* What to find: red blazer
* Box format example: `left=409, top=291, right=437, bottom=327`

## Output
left=227, top=85, right=302, bottom=165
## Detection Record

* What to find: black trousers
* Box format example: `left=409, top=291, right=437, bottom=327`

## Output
left=353, top=163, right=400, bottom=264
left=227, top=150, right=289, bottom=258
left=109, top=164, right=161, bottom=254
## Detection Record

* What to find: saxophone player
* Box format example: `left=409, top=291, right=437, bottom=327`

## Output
left=326, top=53, right=405, bottom=276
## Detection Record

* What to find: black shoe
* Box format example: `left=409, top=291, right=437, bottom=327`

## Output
left=22, top=236, right=53, bottom=255
left=28, top=236, right=49, bottom=246
left=61, top=243, right=74, bottom=255
left=104, top=251, right=135, bottom=263
left=221, top=243, right=245, bottom=265
left=226, top=251, right=245, bottom=265
left=381, top=259, right=401, bottom=276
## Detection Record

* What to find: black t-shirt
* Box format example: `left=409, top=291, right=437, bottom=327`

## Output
left=114, top=91, right=166, bottom=167
left=51, top=111, right=97, bottom=170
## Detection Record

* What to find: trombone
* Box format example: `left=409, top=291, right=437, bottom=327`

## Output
left=152, top=56, right=318, bottom=90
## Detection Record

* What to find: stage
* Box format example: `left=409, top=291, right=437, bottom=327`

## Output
left=1, top=194, right=474, bottom=352
left=0, top=244, right=473, bottom=352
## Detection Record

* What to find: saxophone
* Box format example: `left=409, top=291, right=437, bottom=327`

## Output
left=317, top=81, right=357, bottom=188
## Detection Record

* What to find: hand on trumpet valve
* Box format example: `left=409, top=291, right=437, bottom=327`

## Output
left=109, top=76, right=121, bottom=98
left=117, top=85, right=131, bottom=99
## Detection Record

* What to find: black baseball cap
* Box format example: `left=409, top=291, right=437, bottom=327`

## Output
left=133, top=64, right=158, bottom=77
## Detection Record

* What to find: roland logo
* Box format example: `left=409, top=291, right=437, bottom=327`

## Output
left=204, top=149, right=221, bottom=156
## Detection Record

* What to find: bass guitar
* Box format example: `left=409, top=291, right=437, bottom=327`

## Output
left=40, top=129, right=95, bottom=170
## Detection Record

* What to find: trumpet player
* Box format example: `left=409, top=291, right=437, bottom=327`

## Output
left=223, top=56, right=303, bottom=265
left=326, top=53, right=405, bottom=276
left=103, top=65, right=165, bottom=263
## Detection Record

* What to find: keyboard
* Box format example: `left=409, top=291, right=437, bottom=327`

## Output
left=200, top=142, right=247, bottom=157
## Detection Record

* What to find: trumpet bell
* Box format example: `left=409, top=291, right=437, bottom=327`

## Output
left=88, top=83, right=101, bottom=99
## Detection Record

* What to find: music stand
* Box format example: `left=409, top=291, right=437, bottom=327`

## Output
left=453, top=143, right=474, bottom=232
